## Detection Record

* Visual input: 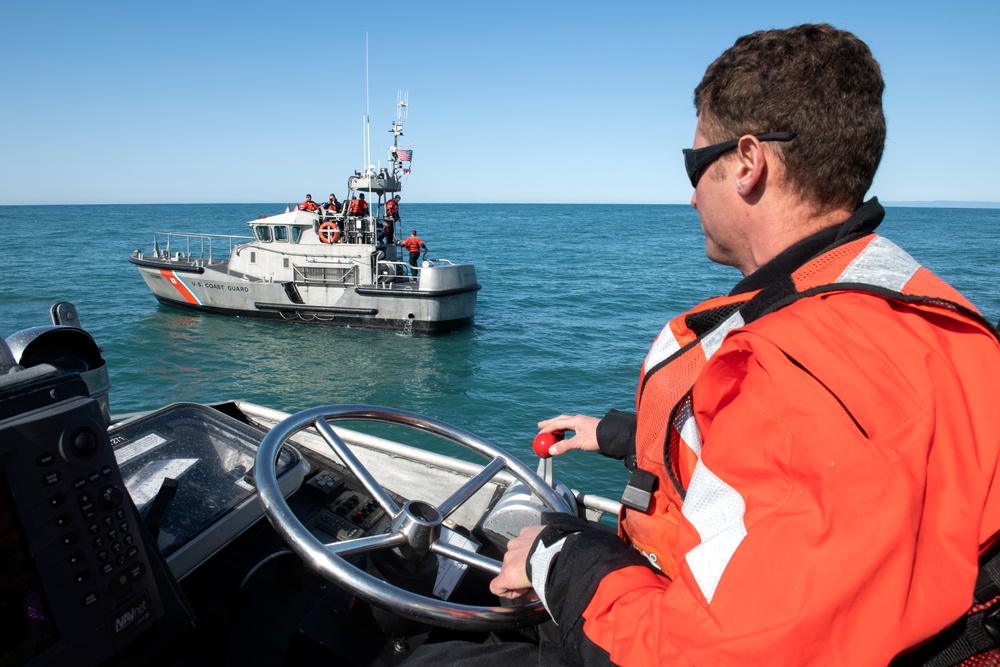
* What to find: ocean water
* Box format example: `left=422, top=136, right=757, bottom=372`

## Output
left=2, top=202, right=998, bottom=501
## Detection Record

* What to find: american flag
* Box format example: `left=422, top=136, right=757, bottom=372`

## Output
left=396, top=148, right=413, bottom=162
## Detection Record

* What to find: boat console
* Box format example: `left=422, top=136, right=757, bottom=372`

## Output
left=107, top=403, right=307, bottom=582
left=1, top=305, right=585, bottom=666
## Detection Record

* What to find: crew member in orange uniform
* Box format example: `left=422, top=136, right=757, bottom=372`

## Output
left=398, top=229, right=427, bottom=277
left=385, top=195, right=401, bottom=222
left=479, top=24, right=1000, bottom=666
left=381, top=195, right=401, bottom=245
left=348, top=193, right=369, bottom=216
left=298, top=194, right=320, bottom=212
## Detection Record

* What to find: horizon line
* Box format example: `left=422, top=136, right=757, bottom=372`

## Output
left=3, top=200, right=1000, bottom=209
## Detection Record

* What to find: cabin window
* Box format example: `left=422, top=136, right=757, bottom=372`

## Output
left=291, top=226, right=302, bottom=243
left=250, top=251, right=256, bottom=263
left=274, top=225, right=288, bottom=242
left=283, top=258, right=289, bottom=268
left=255, top=226, right=272, bottom=242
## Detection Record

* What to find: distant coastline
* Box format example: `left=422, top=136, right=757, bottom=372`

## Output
left=883, top=201, right=1000, bottom=209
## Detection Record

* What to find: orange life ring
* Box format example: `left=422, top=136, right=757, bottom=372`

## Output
left=318, top=222, right=340, bottom=244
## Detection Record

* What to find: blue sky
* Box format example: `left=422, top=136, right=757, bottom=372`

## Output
left=2, top=1, right=998, bottom=205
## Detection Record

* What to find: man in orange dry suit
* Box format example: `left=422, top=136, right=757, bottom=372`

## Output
left=385, top=194, right=401, bottom=223
left=399, top=229, right=427, bottom=277
left=348, top=192, right=369, bottom=217
left=298, top=194, right=320, bottom=212
left=487, top=24, right=1000, bottom=666
left=381, top=195, right=401, bottom=245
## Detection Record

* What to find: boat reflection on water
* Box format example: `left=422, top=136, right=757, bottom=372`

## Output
left=114, top=306, right=482, bottom=422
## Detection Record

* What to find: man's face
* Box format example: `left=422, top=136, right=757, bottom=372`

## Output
left=689, top=116, right=746, bottom=271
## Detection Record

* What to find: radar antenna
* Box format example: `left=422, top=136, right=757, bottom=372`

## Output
left=390, top=92, right=412, bottom=181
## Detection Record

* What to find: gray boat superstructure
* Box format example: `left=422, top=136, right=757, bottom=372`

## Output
left=128, top=97, right=480, bottom=334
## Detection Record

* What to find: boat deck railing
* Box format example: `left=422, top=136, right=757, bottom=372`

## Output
left=293, top=263, right=359, bottom=286
left=316, top=214, right=380, bottom=245
left=376, top=260, right=416, bottom=286
left=373, top=257, right=463, bottom=288
left=151, top=231, right=253, bottom=264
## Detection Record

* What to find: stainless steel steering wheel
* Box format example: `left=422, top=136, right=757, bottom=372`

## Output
left=254, top=404, right=574, bottom=631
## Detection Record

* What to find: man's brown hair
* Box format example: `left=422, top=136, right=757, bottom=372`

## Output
left=694, top=24, right=885, bottom=212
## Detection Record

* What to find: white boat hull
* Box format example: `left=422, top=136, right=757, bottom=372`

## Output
left=130, top=259, right=479, bottom=334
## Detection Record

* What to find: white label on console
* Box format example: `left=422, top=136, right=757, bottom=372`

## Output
left=114, top=432, right=169, bottom=466
left=434, top=528, right=479, bottom=600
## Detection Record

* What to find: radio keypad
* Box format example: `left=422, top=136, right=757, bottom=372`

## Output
left=37, top=458, right=148, bottom=603
left=2, top=378, right=167, bottom=662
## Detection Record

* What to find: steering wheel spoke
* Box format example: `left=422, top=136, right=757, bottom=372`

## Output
left=431, top=539, right=503, bottom=576
left=324, top=531, right=407, bottom=557
left=313, top=417, right=401, bottom=516
left=437, top=456, right=508, bottom=519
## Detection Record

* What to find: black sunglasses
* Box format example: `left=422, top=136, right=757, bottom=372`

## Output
left=683, top=132, right=797, bottom=188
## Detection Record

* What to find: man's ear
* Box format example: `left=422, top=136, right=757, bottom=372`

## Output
left=734, top=135, right=766, bottom=196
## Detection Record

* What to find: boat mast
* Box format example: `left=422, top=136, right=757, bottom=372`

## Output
left=390, top=92, right=408, bottom=182
left=364, top=33, right=371, bottom=181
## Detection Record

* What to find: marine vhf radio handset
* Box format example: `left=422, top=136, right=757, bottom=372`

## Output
left=0, top=316, right=190, bottom=667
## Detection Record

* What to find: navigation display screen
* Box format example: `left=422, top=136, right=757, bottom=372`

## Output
left=0, top=469, right=58, bottom=665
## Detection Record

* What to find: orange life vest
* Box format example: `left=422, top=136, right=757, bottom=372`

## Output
left=349, top=198, right=368, bottom=215
left=401, top=237, right=423, bottom=253
left=621, top=233, right=992, bottom=578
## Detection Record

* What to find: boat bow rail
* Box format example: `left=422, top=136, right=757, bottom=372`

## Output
left=132, top=231, right=253, bottom=266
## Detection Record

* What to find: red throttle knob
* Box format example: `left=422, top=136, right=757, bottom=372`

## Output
left=532, top=430, right=565, bottom=458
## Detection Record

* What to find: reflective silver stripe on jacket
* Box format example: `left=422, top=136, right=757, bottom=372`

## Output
left=837, top=236, right=920, bottom=290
